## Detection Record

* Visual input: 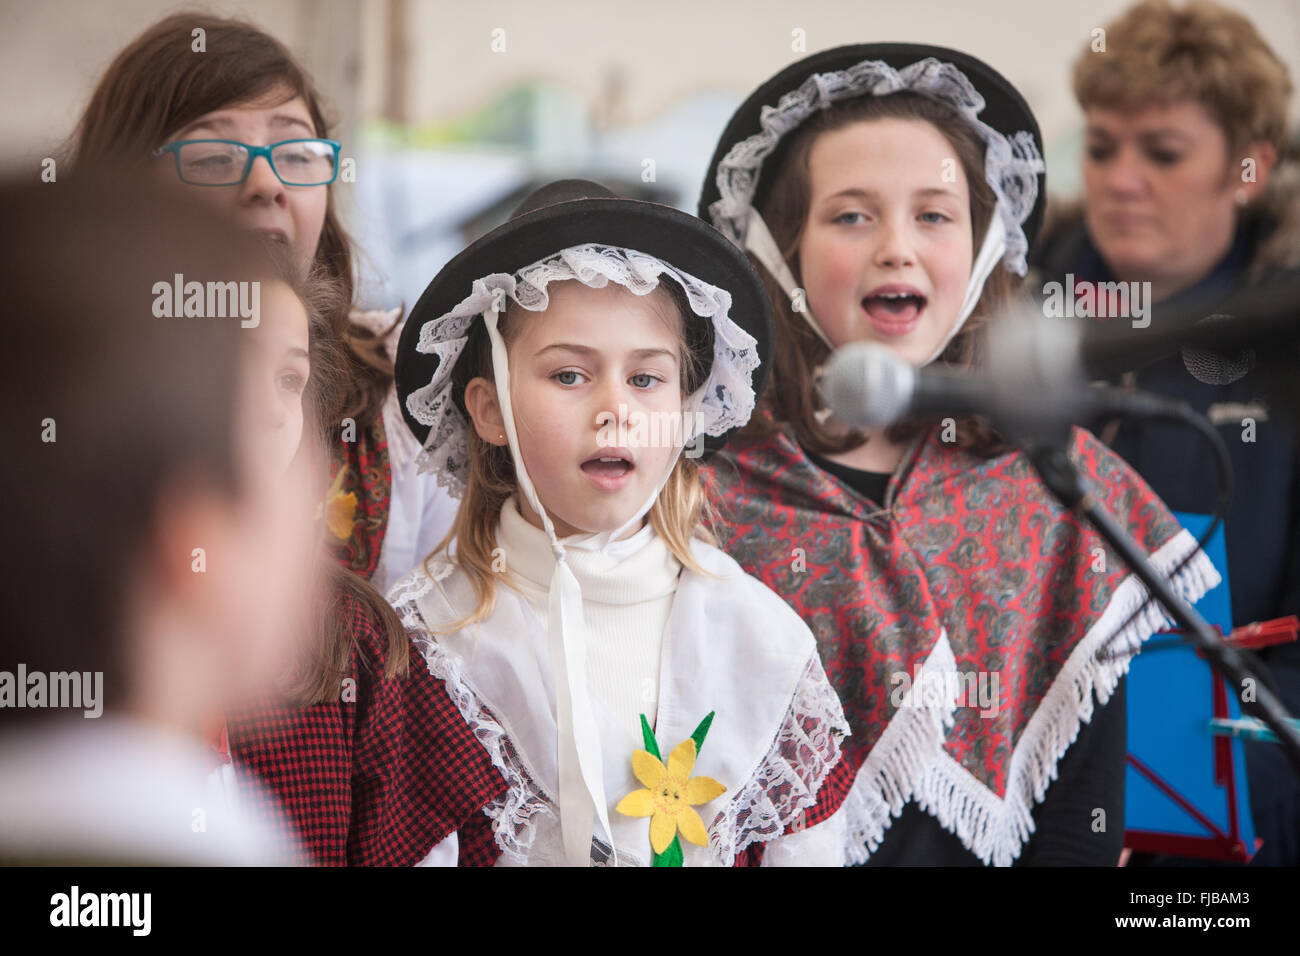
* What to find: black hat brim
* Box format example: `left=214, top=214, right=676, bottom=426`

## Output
left=697, top=42, right=1046, bottom=251
left=395, top=195, right=773, bottom=454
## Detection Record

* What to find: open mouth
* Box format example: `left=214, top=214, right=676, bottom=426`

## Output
left=580, top=453, right=635, bottom=479
left=862, top=290, right=927, bottom=328
left=580, top=448, right=637, bottom=490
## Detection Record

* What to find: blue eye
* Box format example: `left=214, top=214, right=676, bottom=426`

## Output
left=630, top=373, right=661, bottom=389
left=553, top=369, right=583, bottom=386
left=834, top=211, right=866, bottom=225
left=919, top=211, right=950, bottom=224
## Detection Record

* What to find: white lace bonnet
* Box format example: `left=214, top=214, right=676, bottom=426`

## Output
left=393, top=180, right=772, bottom=865
left=699, top=43, right=1047, bottom=366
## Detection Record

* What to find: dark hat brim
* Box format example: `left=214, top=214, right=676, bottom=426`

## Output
left=395, top=191, right=773, bottom=455
left=697, top=42, right=1046, bottom=252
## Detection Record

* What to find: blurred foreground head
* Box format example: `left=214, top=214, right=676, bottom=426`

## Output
left=0, top=172, right=316, bottom=733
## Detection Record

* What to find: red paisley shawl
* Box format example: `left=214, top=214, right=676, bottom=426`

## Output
left=326, top=417, right=393, bottom=581
left=701, top=419, right=1219, bottom=865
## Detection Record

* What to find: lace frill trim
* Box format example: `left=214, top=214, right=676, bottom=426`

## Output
left=708, top=56, right=1045, bottom=276
left=709, top=654, right=850, bottom=861
left=405, top=244, right=762, bottom=499
left=387, top=566, right=556, bottom=865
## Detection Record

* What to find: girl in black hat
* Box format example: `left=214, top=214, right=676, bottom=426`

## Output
left=390, top=179, right=854, bottom=866
left=698, top=45, right=1219, bottom=865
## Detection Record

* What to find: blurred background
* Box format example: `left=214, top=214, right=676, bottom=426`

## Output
left=3, top=0, right=1298, bottom=311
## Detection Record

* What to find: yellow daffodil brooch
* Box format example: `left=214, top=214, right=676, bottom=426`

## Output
left=616, top=712, right=725, bottom=866
left=316, top=466, right=358, bottom=542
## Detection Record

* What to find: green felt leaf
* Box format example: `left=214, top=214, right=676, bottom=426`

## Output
left=639, top=713, right=661, bottom=760
left=643, top=712, right=716, bottom=868
left=690, top=711, right=715, bottom=754
left=652, top=835, right=684, bottom=867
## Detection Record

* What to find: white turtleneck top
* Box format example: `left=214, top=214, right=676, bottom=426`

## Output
left=401, top=495, right=850, bottom=867
left=494, top=497, right=682, bottom=736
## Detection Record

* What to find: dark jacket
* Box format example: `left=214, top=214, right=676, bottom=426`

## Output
left=1028, top=161, right=1300, bottom=866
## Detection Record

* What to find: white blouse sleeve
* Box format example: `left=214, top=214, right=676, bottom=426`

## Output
left=374, top=388, right=459, bottom=592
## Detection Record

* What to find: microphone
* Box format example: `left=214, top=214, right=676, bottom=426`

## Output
left=1181, top=341, right=1255, bottom=386
left=1077, top=273, right=1300, bottom=382
left=822, top=310, right=1187, bottom=432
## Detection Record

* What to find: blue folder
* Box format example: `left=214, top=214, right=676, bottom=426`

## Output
left=1124, top=511, right=1258, bottom=860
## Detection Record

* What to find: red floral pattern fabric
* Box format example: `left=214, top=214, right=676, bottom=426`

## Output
left=326, top=417, right=392, bottom=581
left=702, top=417, right=1209, bottom=859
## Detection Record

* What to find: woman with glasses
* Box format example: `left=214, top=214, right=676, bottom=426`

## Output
left=63, top=12, right=503, bottom=866
left=70, top=12, right=456, bottom=596
left=151, top=137, right=341, bottom=267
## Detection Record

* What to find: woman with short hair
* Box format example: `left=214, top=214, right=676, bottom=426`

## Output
left=1031, top=0, right=1300, bottom=866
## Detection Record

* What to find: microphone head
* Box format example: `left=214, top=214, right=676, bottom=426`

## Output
left=822, top=342, right=916, bottom=428
left=1181, top=317, right=1255, bottom=384
left=1181, top=345, right=1255, bottom=385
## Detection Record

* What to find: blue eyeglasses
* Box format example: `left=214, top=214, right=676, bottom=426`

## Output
left=152, top=138, right=342, bottom=186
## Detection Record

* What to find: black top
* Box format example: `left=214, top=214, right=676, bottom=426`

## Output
left=806, top=446, right=1127, bottom=865
left=805, top=449, right=892, bottom=504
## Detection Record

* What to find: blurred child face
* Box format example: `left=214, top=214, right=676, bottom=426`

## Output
left=206, top=334, right=317, bottom=709
left=1082, top=101, right=1242, bottom=297
left=134, top=284, right=316, bottom=724
left=209, top=416, right=317, bottom=709
left=243, top=281, right=310, bottom=475
left=469, top=282, right=685, bottom=539
left=159, top=90, right=329, bottom=276
left=798, top=117, right=975, bottom=367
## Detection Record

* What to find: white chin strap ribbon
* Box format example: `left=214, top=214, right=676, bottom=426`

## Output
left=742, top=210, right=1008, bottom=370
left=921, top=213, right=1007, bottom=366
left=744, top=212, right=836, bottom=351
left=482, top=300, right=693, bottom=866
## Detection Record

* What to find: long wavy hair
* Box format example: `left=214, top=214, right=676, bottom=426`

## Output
left=278, top=260, right=411, bottom=702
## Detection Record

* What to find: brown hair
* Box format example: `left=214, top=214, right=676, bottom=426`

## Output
left=430, top=279, right=718, bottom=633
left=263, top=256, right=411, bottom=703
left=67, top=11, right=394, bottom=431
left=748, top=91, right=1017, bottom=457
left=1072, top=0, right=1293, bottom=158
left=65, top=12, right=410, bottom=703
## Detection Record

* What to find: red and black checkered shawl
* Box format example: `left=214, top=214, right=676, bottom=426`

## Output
left=226, top=594, right=506, bottom=866
left=701, top=418, right=1220, bottom=865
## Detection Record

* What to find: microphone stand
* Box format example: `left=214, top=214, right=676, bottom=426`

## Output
left=1020, top=426, right=1300, bottom=776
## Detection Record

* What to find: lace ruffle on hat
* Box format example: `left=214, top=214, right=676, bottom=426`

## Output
left=405, top=243, right=761, bottom=498
left=708, top=57, right=1046, bottom=277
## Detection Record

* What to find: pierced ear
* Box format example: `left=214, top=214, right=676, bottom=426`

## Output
left=464, top=376, right=508, bottom=445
